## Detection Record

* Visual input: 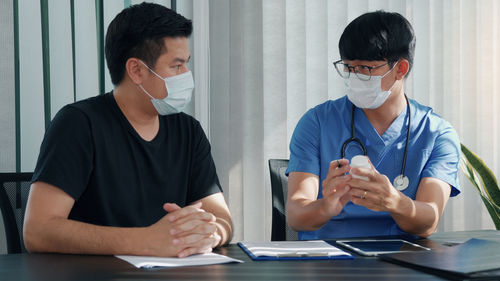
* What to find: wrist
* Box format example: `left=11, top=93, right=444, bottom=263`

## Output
left=389, top=191, right=414, bottom=218
left=318, top=198, right=334, bottom=218
left=126, top=227, right=148, bottom=256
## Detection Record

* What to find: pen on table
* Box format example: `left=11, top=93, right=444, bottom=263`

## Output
left=276, top=252, right=331, bottom=258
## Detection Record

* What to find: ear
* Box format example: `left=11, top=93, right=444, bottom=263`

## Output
left=395, top=59, right=410, bottom=80
left=126, top=58, right=148, bottom=84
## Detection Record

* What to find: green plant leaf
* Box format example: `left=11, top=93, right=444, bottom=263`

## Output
left=461, top=144, right=500, bottom=207
left=478, top=195, right=500, bottom=230
left=460, top=143, right=500, bottom=230
left=460, top=155, right=481, bottom=194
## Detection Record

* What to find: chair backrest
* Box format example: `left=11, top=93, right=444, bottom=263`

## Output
left=268, top=159, right=298, bottom=241
left=0, top=172, right=33, bottom=253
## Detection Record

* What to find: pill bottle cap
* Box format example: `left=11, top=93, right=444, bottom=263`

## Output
left=350, top=155, right=370, bottom=168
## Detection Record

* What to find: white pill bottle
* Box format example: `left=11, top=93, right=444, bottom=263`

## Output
left=349, top=155, right=370, bottom=181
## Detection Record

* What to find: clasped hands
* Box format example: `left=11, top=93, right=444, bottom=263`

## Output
left=321, top=158, right=403, bottom=217
left=148, top=202, right=221, bottom=258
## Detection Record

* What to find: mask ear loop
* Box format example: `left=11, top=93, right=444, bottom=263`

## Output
left=382, top=61, right=400, bottom=92
left=138, top=84, right=155, bottom=99
left=381, top=61, right=399, bottom=78
left=137, top=60, right=164, bottom=99
left=139, top=60, right=164, bottom=80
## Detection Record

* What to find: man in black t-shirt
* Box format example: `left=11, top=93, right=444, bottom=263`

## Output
left=24, top=3, right=232, bottom=258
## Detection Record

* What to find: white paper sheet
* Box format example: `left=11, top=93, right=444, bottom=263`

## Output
left=240, top=240, right=352, bottom=257
left=116, top=253, right=243, bottom=268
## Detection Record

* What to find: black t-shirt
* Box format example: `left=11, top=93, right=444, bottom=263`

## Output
left=32, top=92, right=222, bottom=227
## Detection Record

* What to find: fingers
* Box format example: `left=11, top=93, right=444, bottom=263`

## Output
left=326, top=159, right=351, bottom=182
left=163, top=203, right=181, bottom=213
left=171, top=218, right=217, bottom=236
left=338, top=186, right=352, bottom=206
left=349, top=188, right=369, bottom=200
left=366, top=157, right=378, bottom=172
left=176, top=233, right=221, bottom=258
left=348, top=176, right=378, bottom=191
left=327, top=184, right=351, bottom=204
left=173, top=229, right=220, bottom=246
left=350, top=166, right=376, bottom=181
left=322, top=159, right=351, bottom=197
left=350, top=158, right=381, bottom=178
left=319, top=184, right=351, bottom=217
left=348, top=171, right=391, bottom=194
left=149, top=204, right=219, bottom=257
left=329, top=158, right=350, bottom=171
left=348, top=187, right=371, bottom=209
left=171, top=211, right=216, bottom=227
left=323, top=174, right=351, bottom=197
left=165, top=202, right=217, bottom=245
left=166, top=202, right=204, bottom=222
left=350, top=191, right=375, bottom=209
left=178, top=246, right=213, bottom=258
left=329, top=181, right=351, bottom=197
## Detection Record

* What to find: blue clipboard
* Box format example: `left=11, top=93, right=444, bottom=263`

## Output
left=237, top=241, right=354, bottom=261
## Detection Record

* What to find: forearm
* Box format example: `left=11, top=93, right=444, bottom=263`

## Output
left=24, top=217, right=147, bottom=255
left=389, top=194, right=440, bottom=237
left=286, top=198, right=332, bottom=231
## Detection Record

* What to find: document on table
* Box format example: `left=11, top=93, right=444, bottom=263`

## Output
left=116, top=253, right=243, bottom=268
left=238, top=240, right=353, bottom=260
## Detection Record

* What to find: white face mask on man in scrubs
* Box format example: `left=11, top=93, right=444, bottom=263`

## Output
left=344, top=62, right=399, bottom=109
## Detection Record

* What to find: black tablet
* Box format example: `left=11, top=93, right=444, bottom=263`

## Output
left=336, top=239, right=430, bottom=256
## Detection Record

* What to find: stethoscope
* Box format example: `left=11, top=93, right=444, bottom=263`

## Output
left=341, top=95, right=411, bottom=191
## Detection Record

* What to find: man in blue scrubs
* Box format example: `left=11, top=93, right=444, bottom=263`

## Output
left=286, top=11, right=460, bottom=239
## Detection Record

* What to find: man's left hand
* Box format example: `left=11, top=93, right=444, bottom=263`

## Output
left=347, top=164, right=404, bottom=212
left=164, top=202, right=221, bottom=258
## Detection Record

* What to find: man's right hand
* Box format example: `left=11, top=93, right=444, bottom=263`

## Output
left=320, top=159, right=352, bottom=217
left=146, top=202, right=220, bottom=257
left=287, top=159, right=353, bottom=232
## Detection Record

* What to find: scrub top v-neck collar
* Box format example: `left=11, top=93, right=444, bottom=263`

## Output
left=354, top=101, right=409, bottom=147
left=352, top=100, right=409, bottom=167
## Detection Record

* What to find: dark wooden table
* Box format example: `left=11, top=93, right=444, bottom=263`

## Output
left=1, top=230, right=499, bottom=281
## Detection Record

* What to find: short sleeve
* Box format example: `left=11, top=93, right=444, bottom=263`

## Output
left=287, top=109, right=321, bottom=176
left=32, top=105, right=94, bottom=200
left=421, top=125, right=461, bottom=197
left=186, top=121, right=223, bottom=204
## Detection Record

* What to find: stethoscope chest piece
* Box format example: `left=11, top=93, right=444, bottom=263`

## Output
left=393, top=175, right=409, bottom=191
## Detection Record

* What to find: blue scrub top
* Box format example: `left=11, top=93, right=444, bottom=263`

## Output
left=286, top=96, right=460, bottom=240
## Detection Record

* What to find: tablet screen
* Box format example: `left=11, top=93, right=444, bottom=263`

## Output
left=336, top=239, right=430, bottom=256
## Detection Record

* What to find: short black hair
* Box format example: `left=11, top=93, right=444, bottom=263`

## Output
left=339, top=11, right=415, bottom=74
left=105, top=2, right=192, bottom=85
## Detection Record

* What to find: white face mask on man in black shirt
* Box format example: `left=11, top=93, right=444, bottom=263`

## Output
left=138, top=60, right=194, bottom=115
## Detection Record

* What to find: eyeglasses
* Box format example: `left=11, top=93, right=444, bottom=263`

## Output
left=333, top=60, right=390, bottom=81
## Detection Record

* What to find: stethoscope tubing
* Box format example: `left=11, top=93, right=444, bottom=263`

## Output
left=341, top=95, right=411, bottom=182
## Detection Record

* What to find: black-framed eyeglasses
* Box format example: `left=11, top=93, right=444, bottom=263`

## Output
left=333, top=60, right=390, bottom=81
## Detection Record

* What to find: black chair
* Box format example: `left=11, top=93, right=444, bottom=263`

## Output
left=268, top=159, right=298, bottom=241
left=0, top=172, right=33, bottom=253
